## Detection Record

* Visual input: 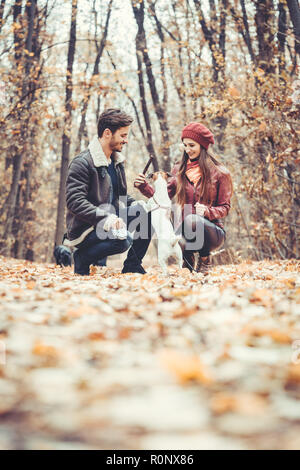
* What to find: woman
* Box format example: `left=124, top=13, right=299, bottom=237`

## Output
left=134, top=122, right=233, bottom=273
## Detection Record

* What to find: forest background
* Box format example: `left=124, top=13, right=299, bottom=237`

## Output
left=0, top=0, right=299, bottom=264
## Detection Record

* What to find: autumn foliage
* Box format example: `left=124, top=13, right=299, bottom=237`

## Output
left=0, top=0, right=299, bottom=263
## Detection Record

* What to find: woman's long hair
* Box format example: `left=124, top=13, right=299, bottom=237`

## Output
left=175, top=147, right=233, bottom=208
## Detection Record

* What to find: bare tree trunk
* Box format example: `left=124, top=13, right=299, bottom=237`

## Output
left=230, top=0, right=256, bottom=65
left=12, top=1, right=46, bottom=260
left=1, top=0, right=38, bottom=256
left=16, top=161, right=32, bottom=259
left=76, top=0, right=113, bottom=154
left=54, top=0, right=77, bottom=246
left=0, top=0, right=6, bottom=32
left=107, top=50, right=146, bottom=141
left=286, top=0, right=300, bottom=56
left=136, top=50, right=159, bottom=171
left=255, top=0, right=276, bottom=74
left=278, top=0, right=287, bottom=76
left=149, top=0, right=188, bottom=122
left=193, top=0, right=225, bottom=83
left=132, top=0, right=170, bottom=171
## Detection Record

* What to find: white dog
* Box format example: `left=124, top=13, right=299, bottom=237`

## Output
left=146, top=171, right=183, bottom=275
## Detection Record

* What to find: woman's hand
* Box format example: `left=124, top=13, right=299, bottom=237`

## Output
left=195, top=202, right=207, bottom=217
left=134, top=173, right=147, bottom=187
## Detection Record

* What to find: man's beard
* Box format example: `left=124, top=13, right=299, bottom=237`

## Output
left=110, top=137, right=123, bottom=153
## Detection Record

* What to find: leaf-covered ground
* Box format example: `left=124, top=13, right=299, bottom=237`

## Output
left=0, top=255, right=299, bottom=450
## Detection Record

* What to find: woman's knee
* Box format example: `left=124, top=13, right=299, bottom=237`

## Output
left=184, top=213, right=204, bottom=231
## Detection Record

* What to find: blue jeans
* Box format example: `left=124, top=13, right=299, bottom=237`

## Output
left=74, top=203, right=153, bottom=275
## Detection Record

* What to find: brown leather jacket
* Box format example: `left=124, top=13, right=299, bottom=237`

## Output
left=64, top=136, right=134, bottom=247
left=138, top=163, right=232, bottom=230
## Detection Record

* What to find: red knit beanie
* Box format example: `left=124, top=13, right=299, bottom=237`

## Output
left=181, top=122, right=214, bottom=150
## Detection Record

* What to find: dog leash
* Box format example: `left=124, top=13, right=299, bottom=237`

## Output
left=182, top=248, right=226, bottom=273
left=149, top=196, right=171, bottom=212
left=182, top=254, right=199, bottom=273
left=148, top=196, right=172, bottom=220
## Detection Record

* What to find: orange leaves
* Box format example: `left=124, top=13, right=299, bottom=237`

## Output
left=281, top=278, right=297, bottom=289
left=26, top=281, right=36, bottom=290
left=159, top=349, right=213, bottom=386
left=0, top=256, right=300, bottom=449
left=172, top=305, right=197, bottom=319
left=258, top=121, right=267, bottom=132
left=250, top=288, right=273, bottom=307
left=228, top=87, right=240, bottom=99
left=286, top=364, right=300, bottom=385
left=64, top=305, right=98, bottom=320
left=268, top=330, right=292, bottom=345
left=295, top=288, right=300, bottom=303
left=210, top=392, right=268, bottom=416
left=89, top=265, right=97, bottom=276
left=11, top=287, right=24, bottom=298
left=88, top=331, right=105, bottom=341
left=117, top=327, right=133, bottom=340
left=251, top=110, right=262, bottom=119
left=241, top=326, right=291, bottom=345
left=172, top=289, right=194, bottom=297
left=32, top=341, right=60, bottom=360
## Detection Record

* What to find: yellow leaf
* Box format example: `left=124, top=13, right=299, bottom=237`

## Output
left=228, top=87, right=240, bottom=98
left=172, top=289, right=194, bottom=297
left=259, top=121, right=267, bottom=132
left=286, top=364, right=300, bottom=384
left=250, top=288, right=272, bottom=307
left=281, top=278, right=296, bottom=289
left=159, top=349, right=213, bottom=385
left=210, top=392, right=267, bottom=416
left=32, top=341, right=59, bottom=358
left=26, top=281, right=36, bottom=290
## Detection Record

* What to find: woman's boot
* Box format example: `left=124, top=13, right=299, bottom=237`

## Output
left=196, top=255, right=211, bottom=274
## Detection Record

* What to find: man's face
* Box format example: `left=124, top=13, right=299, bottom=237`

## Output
left=109, top=126, right=130, bottom=153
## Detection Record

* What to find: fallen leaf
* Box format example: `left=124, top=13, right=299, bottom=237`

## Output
left=159, top=349, right=213, bottom=385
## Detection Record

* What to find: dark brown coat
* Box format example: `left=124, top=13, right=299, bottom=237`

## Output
left=64, top=137, right=134, bottom=247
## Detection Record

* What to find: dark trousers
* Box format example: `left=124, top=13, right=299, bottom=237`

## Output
left=74, top=204, right=153, bottom=275
left=177, top=214, right=226, bottom=257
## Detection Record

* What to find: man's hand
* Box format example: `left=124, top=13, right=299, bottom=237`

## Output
left=103, top=214, right=126, bottom=232
left=134, top=173, right=147, bottom=187
left=195, top=202, right=207, bottom=217
left=111, top=217, right=126, bottom=230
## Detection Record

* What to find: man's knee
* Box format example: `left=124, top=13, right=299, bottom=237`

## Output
left=114, top=235, right=133, bottom=254
left=128, top=210, right=152, bottom=239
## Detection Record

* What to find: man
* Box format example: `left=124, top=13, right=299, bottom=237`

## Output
left=64, top=108, right=152, bottom=275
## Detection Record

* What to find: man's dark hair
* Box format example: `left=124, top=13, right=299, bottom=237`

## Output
left=97, top=108, right=134, bottom=137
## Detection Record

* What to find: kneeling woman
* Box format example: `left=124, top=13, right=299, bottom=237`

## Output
left=135, top=122, right=233, bottom=273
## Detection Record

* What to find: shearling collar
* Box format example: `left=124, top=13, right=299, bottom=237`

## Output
left=88, top=135, right=126, bottom=167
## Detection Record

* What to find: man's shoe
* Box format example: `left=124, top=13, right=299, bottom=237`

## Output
left=182, top=252, right=195, bottom=272
left=121, top=265, right=147, bottom=274
left=196, top=255, right=211, bottom=274
left=73, top=250, right=90, bottom=276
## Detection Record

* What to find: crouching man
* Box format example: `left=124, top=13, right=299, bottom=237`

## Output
left=64, top=108, right=152, bottom=275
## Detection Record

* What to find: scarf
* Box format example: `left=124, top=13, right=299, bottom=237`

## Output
left=185, top=158, right=202, bottom=186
